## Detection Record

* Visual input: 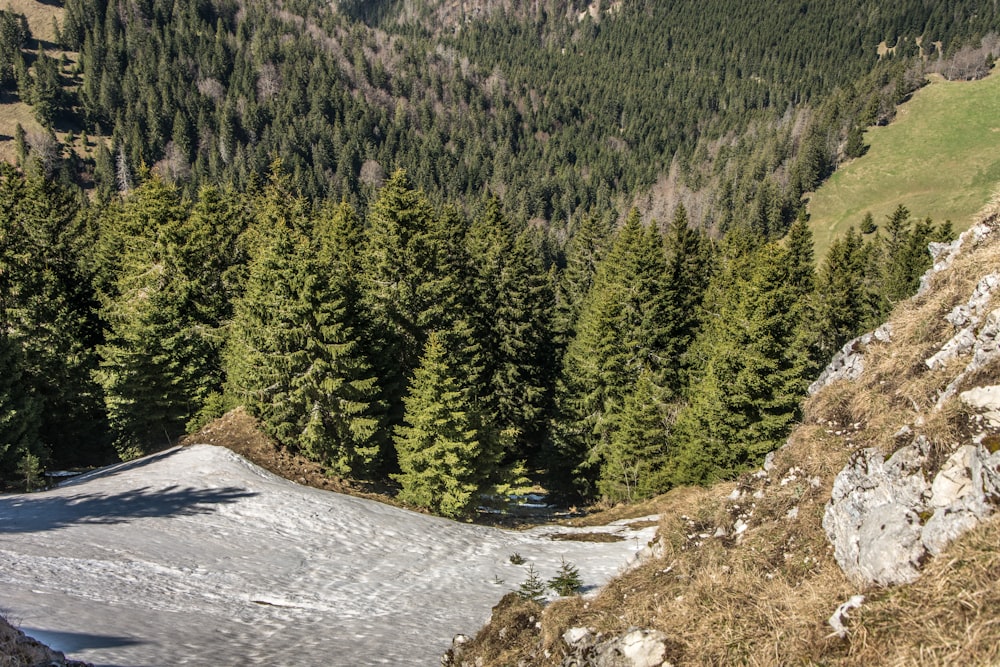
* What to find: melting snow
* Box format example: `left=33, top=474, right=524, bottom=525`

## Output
left=0, top=445, right=656, bottom=665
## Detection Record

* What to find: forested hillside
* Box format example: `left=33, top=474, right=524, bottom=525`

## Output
left=0, top=0, right=996, bottom=513
left=5, top=0, right=997, bottom=228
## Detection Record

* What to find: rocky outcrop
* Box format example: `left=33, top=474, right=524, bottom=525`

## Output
left=808, top=324, right=892, bottom=395
left=561, top=627, right=671, bottom=667
left=824, top=437, right=1000, bottom=586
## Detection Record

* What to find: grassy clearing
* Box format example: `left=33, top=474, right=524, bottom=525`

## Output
left=4, top=0, right=62, bottom=44
left=808, top=70, right=1000, bottom=258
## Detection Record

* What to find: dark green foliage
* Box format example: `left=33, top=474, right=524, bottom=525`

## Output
left=393, top=330, right=493, bottom=519
left=670, top=233, right=815, bottom=485
left=814, top=226, right=883, bottom=358
left=517, top=563, right=547, bottom=603
left=0, top=11, right=29, bottom=89
left=552, top=211, right=672, bottom=498
left=0, top=334, right=42, bottom=478
left=880, top=205, right=954, bottom=307
left=94, top=178, right=214, bottom=458
left=0, top=165, right=110, bottom=470
left=467, top=200, right=556, bottom=465
left=225, top=171, right=384, bottom=477
left=598, top=370, right=674, bottom=502
left=547, top=558, right=583, bottom=597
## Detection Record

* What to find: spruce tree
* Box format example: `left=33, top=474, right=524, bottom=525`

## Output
left=598, top=369, right=674, bottom=502
left=670, top=238, right=813, bottom=484
left=551, top=210, right=671, bottom=499
left=393, top=331, right=489, bottom=519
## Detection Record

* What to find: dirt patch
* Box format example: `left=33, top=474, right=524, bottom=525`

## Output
left=544, top=532, right=623, bottom=543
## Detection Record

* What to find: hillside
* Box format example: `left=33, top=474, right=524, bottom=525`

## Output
left=448, top=198, right=1000, bottom=664
left=0, top=444, right=657, bottom=665
left=808, top=69, right=1000, bottom=257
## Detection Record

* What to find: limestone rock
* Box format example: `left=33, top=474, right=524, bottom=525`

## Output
left=828, top=595, right=865, bottom=639
left=809, top=323, right=892, bottom=395
left=960, top=385, right=1000, bottom=428
left=923, top=445, right=1000, bottom=555
left=926, top=275, right=999, bottom=370
left=825, top=439, right=1000, bottom=586
left=561, top=628, right=671, bottom=667
left=936, top=309, right=1000, bottom=405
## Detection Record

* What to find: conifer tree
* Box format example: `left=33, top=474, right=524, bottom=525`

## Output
left=467, top=200, right=556, bottom=465
left=670, top=238, right=813, bottom=484
left=814, top=226, right=881, bottom=358
left=660, top=204, right=714, bottom=395
left=94, top=177, right=204, bottom=458
left=551, top=210, right=670, bottom=498
left=598, top=370, right=674, bottom=502
left=360, top=170, right=451, bottom=426
left=393, top=331, right=490, bottom=518
left=226, top=174, right=384, bottom=477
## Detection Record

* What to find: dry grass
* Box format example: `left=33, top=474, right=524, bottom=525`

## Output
left=4, top=0, right=62, bottom=43
left=454, top=201, right=1000, bottom=666
left=842, top=515, right=1000, bottom=666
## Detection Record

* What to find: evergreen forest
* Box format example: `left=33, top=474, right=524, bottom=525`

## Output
left=0, top=0, right=990, bottom=514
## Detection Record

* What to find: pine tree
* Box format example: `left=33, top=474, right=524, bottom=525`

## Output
left=814, top=227, right=881, bottom=358
left=467, top=200, right=556, bottom=466
left=517, top=563, right=547, bottom=603
left=547, top=558, right=583, bottom=597
left=598, top=369, right=675, bottom=502
left=660, top=204, right=714, bottom=395
left=94, top=176, right=246, bottom=459
left=550, top=210, right=671, bottom=499
left=360, top=170, right=450, bottom=427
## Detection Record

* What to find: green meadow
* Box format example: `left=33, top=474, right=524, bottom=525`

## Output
left=808, top=70, right=1000, bottom=257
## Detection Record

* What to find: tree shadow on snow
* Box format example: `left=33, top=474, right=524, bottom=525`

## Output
left=21, top=626, right=144, bottom=653
left=57, top=447, right=186, bottom=487
left=0, top=484, right=257, bottom=533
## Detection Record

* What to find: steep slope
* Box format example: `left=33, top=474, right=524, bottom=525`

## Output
left=448, top=199, right=1000, bottom=665
left=0, top=444, right=656, bottom=665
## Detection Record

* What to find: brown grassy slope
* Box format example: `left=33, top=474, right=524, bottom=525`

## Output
left=0, top=0, right=90, bottom=165
left=453, top=200, right=1000, bottom=666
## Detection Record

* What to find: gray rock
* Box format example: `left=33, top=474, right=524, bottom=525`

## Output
left=809, top=324, right=892, bottom=395
left=937, top=309, right=1000, bottom=405
left=561, top=628, right=671, bottom=667
left=959, top=386, right=1000, bottom=427
left=828, top=595, right=865, bottom=639
left=922, top=445, right=1000, bottom=555
left=926, top=276, right=999, bottom=371
left=825, top=440, right=1000, bottom=585
left=823, top=445, right=931, bottom=586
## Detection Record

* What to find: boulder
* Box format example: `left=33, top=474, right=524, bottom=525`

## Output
left=809, top=324, right=892, bottom=395
left=959, top=385, right=1000, bottom=428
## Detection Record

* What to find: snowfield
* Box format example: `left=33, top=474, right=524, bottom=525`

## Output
left=0, top=445, right=657, bottom=666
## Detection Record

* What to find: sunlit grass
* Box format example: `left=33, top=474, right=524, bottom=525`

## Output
left=808, top=70, right=1000, bottom=258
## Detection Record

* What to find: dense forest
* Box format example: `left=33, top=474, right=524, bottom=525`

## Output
left=0, top=0, right=991, bottom=513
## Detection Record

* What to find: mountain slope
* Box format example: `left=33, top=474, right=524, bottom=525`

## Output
left=809, top=69, right=1000, bottom=257
left=448, top=197, right=1000, bottom=665
left=0, top=444, right=656, bottom=665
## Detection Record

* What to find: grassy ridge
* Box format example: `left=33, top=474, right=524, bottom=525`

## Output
left=808, top=69, right=1000, bottom=257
